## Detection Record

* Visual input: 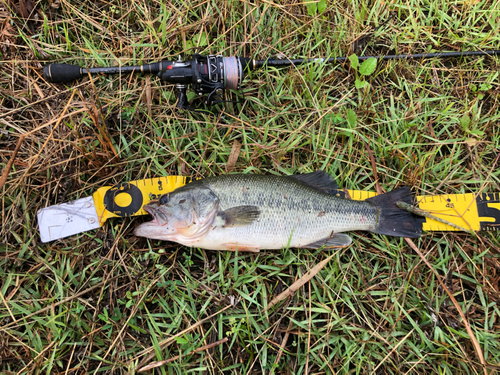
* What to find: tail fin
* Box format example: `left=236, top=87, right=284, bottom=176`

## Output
left=366, top=187, right=424, bottom=238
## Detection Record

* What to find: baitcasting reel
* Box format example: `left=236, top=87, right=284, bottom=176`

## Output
left=158, top=54, right=250, bottom=111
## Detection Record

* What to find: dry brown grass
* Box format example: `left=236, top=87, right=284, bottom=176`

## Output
left=1, top=0, right=500, bottom=373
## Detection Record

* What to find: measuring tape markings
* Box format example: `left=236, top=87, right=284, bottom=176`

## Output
left=417, top=193, right=479, bottom=232
left=476, top=192, right=500, bottom=231
left=92, top=176, right=500, bottom=232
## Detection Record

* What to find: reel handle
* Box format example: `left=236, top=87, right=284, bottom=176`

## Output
left=175, top=85, right=212, bottom=114
left=175, top=85, right=190, bottom=110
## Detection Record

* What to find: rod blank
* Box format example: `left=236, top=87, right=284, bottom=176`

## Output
left=254, top=49, right=500, bottom=68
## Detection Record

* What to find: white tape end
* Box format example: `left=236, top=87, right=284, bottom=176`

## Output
left=37, top=196, right=101, bottom=243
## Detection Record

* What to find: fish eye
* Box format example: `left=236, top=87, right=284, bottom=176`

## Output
left=159, top=194, right=169, bottom=204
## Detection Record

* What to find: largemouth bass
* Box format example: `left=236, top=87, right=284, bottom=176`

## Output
left=134, top=171, right=423, bottom=251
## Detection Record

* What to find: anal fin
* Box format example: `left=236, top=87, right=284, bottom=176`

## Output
left=301, top=233, right=352, bottom=249
left=223, top=243, right=261, bottom=252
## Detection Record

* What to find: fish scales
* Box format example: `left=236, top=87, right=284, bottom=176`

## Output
left=195, top=174, right=377, bottom=250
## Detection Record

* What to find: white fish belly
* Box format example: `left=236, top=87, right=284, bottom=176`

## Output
left=191, top=208, right=376, bottom=250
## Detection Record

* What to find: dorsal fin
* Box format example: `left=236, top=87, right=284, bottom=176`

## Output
left=288, top=170, right=340, bottom=194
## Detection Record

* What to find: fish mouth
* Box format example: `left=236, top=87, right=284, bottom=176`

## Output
left=134, top=204, right=173, bottom=240
left=142, top=204, right=170, bottom=226
left=143, top=205, right=154, bottom=215
left=143, top=205, right=158, bottom=224
left=134, top=205, right=166, bottom=238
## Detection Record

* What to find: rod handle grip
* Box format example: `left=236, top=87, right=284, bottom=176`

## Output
left=43, top=63, right=83, bottom=83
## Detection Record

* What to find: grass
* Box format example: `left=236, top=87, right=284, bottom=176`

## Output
left=1, top=0, right=500, bottom=373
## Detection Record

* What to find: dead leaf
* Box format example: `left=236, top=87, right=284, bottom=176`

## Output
left=0, top=134, right=25, bottom=190
left=50, top=0, right=61, bottom=9
left=17, top=0, right=35, bottom=33
left=19, top=0, right=30, bottom=19
left=364, top=140, right=382, bottom=194
left=0, top=6, right=16, bottom=54
left=465, top=138, right=481, bottom=147
left=225, top=139, right=241, bottom=173
left=145, top=75, right=152, bottom=119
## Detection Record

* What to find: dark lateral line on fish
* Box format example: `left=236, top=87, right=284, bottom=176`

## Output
left=396, top=201, right=470, bottom=232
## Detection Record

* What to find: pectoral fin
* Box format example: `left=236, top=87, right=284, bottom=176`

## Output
left=218, top=206, right=261, bottom=227
left=301, top=233, right=352, bottom=249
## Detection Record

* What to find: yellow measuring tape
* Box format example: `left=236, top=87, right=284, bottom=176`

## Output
left=93, top=176, right=500, bottom=232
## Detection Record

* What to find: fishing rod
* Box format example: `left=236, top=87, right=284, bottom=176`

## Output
left=44, top=50, right=500, bottom=113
